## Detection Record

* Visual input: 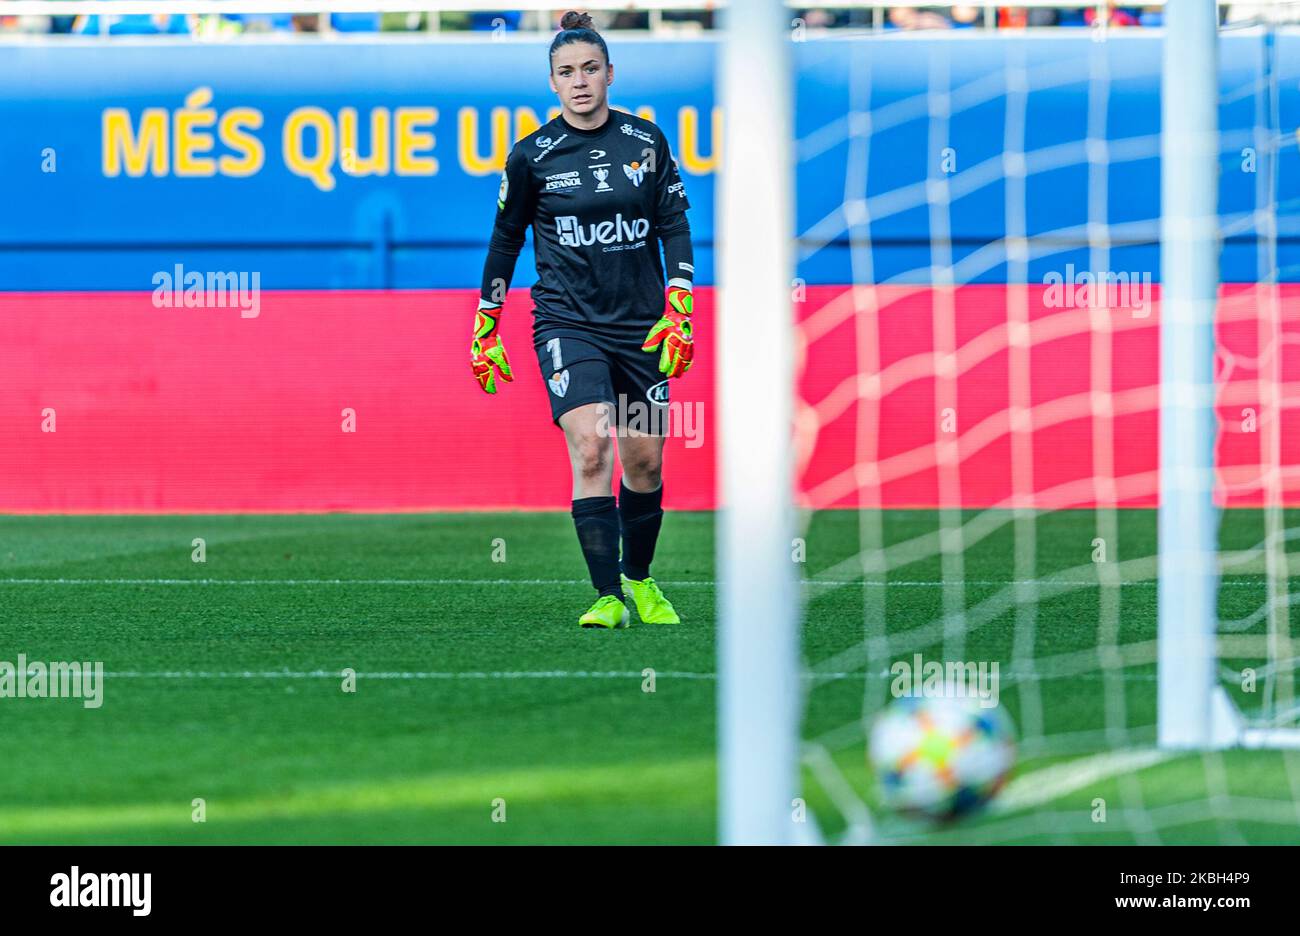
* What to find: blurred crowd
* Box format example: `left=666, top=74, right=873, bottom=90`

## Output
left=0, top=4, right=1287, bottom=37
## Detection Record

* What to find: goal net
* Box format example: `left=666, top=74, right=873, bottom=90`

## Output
left=784, top=4, right=1300, bottom=844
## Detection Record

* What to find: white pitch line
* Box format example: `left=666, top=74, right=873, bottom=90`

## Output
left=101, top=669, right=719, bottom=680
left=96, top=669, right=1164, bottom=682
left=0, top=577, right=616, bottom=586
left=991, top=747, right=1174, bottom=814
left=0, top=577, right=1282, bottom=587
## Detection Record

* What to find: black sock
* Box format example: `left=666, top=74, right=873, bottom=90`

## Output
left=618, top=481, right=663, bottom=582
left=571, top=496, right=623, bottom=599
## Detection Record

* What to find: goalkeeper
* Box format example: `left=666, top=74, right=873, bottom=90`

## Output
left=471, top=11, right=696, bottom=630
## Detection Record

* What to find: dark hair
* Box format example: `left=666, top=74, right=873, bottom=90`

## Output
left=549, top=11, right=610, bottom=69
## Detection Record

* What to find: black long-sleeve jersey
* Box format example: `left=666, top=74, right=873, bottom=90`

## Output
left=480, top=111, right=694, bottom=349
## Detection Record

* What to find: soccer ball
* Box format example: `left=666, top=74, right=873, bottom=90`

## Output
left=868, top=696, right=1016, bottom=820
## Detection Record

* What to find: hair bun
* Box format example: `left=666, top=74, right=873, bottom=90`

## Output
left=560, top=11, right=595, bottom=31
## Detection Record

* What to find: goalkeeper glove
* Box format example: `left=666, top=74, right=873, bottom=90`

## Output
left=642, top=283, right=694, bottom=379
left=471, top=301, right=513, bottom=394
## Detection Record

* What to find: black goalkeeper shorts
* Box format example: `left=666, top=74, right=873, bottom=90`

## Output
left=533, top=333, right=670, bottom=431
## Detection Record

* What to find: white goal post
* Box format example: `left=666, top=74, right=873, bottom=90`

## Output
left=716, top=0, right=803, bottom=844
left=1158, top=0, right=1300, bottom=750
left=1157, top=0, right=1225, bottom=748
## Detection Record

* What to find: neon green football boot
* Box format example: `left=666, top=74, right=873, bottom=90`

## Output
left=621, top=575, right=681, bottom=624
left=578, top=594, right=630, bottom=629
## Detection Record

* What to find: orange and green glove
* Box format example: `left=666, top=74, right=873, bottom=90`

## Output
left=471, top=302, right=513, bottom=394
left=642, top=283, right=694, bottom=379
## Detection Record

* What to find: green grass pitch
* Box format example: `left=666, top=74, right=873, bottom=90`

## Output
left=0, top=509, right=1298, bottom=844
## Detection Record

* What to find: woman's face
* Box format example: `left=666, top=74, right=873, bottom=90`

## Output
left=549, top=42, right=612, bottom=118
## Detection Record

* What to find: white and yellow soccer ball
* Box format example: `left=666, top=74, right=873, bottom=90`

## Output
left=868, top=695, right=1016, bottom=820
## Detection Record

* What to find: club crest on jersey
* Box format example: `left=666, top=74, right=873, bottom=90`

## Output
left=623, top=161, right=648, bottom=188
left=548, top=369, right=570, bottom=398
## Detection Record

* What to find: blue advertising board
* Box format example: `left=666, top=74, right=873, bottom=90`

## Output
left=0, top=33, right=1295, bottom=289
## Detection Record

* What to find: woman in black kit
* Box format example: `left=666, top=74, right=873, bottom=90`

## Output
left=471, top=12, right=697, bottom=629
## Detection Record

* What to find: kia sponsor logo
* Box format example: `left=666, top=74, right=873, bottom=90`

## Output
left=646, top=380, right=670, bottom=405
left=555, top=214, right=650, bottom=248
